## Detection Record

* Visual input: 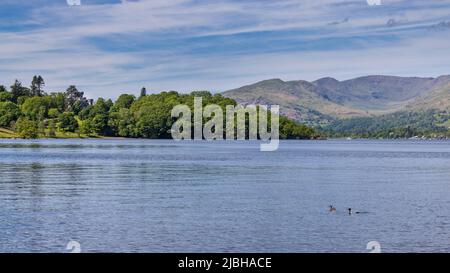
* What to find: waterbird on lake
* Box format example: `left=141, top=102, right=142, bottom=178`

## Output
left=329, top=205, right=337, bottom=212
left=348, top=208, right=363, bottom=215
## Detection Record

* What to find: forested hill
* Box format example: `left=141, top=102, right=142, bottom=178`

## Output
left=223, top=75, right=450, bottom=123
left=0, top=77, right=315, bottom=140
left=223, top=75, right=450, bottom=138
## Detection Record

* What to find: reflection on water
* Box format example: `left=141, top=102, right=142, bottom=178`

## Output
left=1, top=139, right=450, bottom=253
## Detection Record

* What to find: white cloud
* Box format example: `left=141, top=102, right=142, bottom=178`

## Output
left=0, top=0, right=450, bottom=98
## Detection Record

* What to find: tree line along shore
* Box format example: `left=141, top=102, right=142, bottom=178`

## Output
left=0, top=76, right=316, bottom=140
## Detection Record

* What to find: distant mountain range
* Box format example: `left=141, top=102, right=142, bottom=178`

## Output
left=223, top=75, right=450, bottom=134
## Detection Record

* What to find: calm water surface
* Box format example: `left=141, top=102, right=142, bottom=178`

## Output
left=1, top=139, right=450, bottom=253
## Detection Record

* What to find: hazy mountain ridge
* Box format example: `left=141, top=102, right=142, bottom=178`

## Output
left=223, top=75, right=450, bottom=128
left=224, top=78, right=368, bottom=126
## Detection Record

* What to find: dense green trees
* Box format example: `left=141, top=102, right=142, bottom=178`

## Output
left=109, top=108, right=134, bottom=137
left=58, top=112, right=78, bottom=132
left=0, top=101, right=20, bottom=127
left=0, top=77, right=316, bottom=139
left=112, top=94, right=135, bottom=110
left=21, top=96, right=51, bottom=120
left=131, top=92, right=180, bottom=138
left=0, top=92, right=13, bottom=102
left=322, top=110, right=450, bottom=138
left=280, top=116, right=316, bottom=139
left=15, top=117, right=38, bottom=139
left=108, top=94, right=136, bottom=137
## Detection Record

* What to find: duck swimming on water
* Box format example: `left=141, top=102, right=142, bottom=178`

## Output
left=329, top=205, right=337, bottom=212
left=348, top=208, right=362, bottom=215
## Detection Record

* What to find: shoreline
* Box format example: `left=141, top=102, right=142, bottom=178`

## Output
left=1, top=127, right=448, bottom=141
left=0, top=136, right=450, bottom=142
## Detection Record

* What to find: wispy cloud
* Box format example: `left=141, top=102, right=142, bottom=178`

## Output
left=0, top=0, right=450, bottom=98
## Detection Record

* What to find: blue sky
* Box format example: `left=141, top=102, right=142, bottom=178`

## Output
left=1, top=0, right=450, bottom=98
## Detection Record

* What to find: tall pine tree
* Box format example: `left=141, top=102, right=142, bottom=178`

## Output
left=11, top=79, right=31, bottom=103
left=140, top=87, right=147, bottom=98
left=30, top=75, right=45, bottom=96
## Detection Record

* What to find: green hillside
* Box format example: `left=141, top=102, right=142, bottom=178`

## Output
left=0, top=127, right=18, bottom=138
left=224, top=75, right=450, bottom=137
left=321, top=110, right=450, bottom=138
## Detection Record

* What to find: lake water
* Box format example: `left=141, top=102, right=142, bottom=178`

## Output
left=1, top=139, right=450, bottom=253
